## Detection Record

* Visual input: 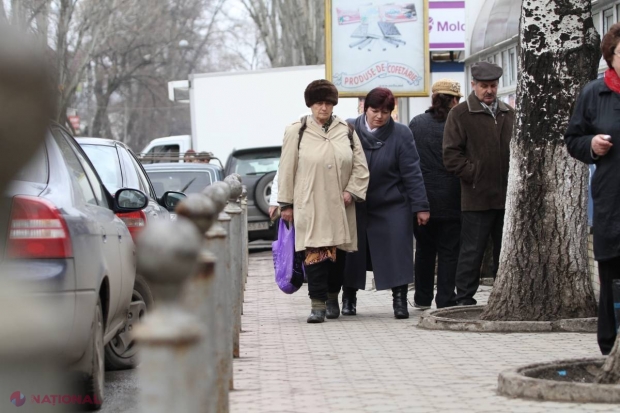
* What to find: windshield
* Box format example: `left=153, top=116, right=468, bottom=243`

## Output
left=145, top=170, right=213, bottom=197
left=80, top=144, right=123, bottom=192
left=233, top=155, right=279, bottom=176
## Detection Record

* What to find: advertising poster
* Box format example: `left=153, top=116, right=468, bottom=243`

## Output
left=326, top=0, right=430, bottom=97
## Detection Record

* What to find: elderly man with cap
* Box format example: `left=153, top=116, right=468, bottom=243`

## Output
left=278, top=79, right=369, bottom=323
left=409, top=78, right=463, bottom=309
left=442, top=62, right=515, bottom=306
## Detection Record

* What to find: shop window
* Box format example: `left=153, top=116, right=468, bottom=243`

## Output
left=501, top=50, right=509, bottom=87
left=593, top=12, right=601, bottom=35
left=509, top=48, right=517, bottom=85
left=603, top=8, right=614, bottom=33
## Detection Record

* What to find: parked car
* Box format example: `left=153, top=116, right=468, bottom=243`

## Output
left=3, top=124, right=149, bottom=409
left=76, top=138, right=185, bottom=373
left=143, top=162, right=223, bottom=197
left=224, top=146, right=280, bottom=241
left=77, top=138, right=185, bottom=235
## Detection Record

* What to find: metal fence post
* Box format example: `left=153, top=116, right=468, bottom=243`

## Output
left=240, top=185, right=249, bottom=289
left=175, top=194, right=220, bottom=413
left=204, top=182, right=235, bottom=393
left=133, top=218, right=204, bottom=413
left=224, top=176, right=243, bottom=359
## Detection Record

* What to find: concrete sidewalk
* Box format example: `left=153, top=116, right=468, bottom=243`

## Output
left=230, top=252, right=617, bottom=413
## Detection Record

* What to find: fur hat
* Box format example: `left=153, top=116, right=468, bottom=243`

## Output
left=432, top=78, right=463, bottom=97
left=304, top=79, right=338, bottom=107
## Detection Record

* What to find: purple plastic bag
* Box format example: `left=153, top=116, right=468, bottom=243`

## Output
left=272, top=219, right=305, bottom=294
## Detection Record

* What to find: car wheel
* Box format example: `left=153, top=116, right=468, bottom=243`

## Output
left=254, top=171, right=276, bottom=216
left=84, top=298, right=104, bottom=410
left=104, top=274, right=153, bottom=371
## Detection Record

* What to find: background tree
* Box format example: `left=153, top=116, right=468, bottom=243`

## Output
left=2, top=0, right=236, bottom=150
left=240, top=0, right=324, bottom=67
left=480, top=0, right=599, bottom=321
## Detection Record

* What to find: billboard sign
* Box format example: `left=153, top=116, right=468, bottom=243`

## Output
left=326, top=0, right=430, bottom=97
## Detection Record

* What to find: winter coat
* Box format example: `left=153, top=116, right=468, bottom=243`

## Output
left=565, top=78, right=620, bottom=261
left=443, top=92, right=515, bottom=211
left=343, top=115, right=429, bottom=291
left=409, top=110, right=461, bottom=221
left=277, top=115, right=369, bottom=252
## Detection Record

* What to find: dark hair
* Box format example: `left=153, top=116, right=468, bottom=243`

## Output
left=364, top=87, right=395, bottom=112
left=429, top=93, right=456, bottom=122
left=602, top=23, right=620, bottom=70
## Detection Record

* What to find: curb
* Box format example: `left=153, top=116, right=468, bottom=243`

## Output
left=498, top=358, right=620, bottom=403
left=417, top=306, right=597, bottom=333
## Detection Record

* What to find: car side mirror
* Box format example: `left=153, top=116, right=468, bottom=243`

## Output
left=159, top=191, right=186, bottom=212
left=114, top=188, right=148, bottom=212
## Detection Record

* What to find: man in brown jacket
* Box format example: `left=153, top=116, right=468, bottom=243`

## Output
left=442, top=61, right=515, bottom=305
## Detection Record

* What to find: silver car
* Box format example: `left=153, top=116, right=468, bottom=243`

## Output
left=2, top=124, right=148, bottom=409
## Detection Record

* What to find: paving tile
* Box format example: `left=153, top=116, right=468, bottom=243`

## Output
left=230, top=252, right=607, bottom=413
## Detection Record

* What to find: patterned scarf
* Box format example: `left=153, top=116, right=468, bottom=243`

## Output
left=480, top=100, right=498, bottom=117
left=604, top=68, right=620, bottom=94
left=321, top=114, right=335, bottom=132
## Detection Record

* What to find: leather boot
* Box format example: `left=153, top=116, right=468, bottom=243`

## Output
left=307, top=299, right=326, bottom=323
left=326, top=292, right=340, bottom=319
left=342, top=288, right=357, bottom=316
left=392, top=285, right=409, bottom=319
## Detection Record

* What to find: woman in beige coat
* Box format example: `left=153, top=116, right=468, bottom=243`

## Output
left=278, top=79, right=369, bottom=323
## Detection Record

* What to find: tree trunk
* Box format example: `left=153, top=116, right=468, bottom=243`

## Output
left=91, top=74, right=113, bottom=138
left=479, top=0, right=599, bottom=321
left=597, top=339, right=620, bottom=384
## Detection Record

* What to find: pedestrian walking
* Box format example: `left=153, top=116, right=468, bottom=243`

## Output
left=565, top=23, right=620, bottom=355
left=342, top=87, right=429, bottom=319
left=409, top=79, right=463, bottom=309
left=268, top=170, right=279, bottom=220
left=277, top=79, right=369, bottom=324
left=443, top=62, right=515, bottom=306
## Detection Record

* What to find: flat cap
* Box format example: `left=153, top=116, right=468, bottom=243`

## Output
left=471, top=61, right=503, bottom=81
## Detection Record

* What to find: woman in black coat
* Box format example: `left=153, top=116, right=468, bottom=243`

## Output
left=565, top=23, right=620, bottom=355
left=409, top=79, right=463, bottom=309
left=343, top=87, right=430, bottom=319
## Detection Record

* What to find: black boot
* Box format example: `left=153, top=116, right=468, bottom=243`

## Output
left=305, top=261, right=330, bottom=323
left=342, top=288, right=357, bottom=316
left=307, top=299, right=326, bottom=323
left=326, top=292, right=340, bottom=319
left=392, top=285, right=409, bottom=319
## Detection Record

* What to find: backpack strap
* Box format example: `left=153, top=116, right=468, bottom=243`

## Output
left=347, top=122, right=355, bottom=150
left=298, top=116, right=355, bottom=150
left=297, top=116, right=308, bottom=149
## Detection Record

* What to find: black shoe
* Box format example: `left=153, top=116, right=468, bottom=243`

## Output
left=455, top=298, right=477, bottom=306
left=342, top=298, right=357, bottom=316
left=392, top=285, right=409, bottom=319
left=326, top=299, right=340, bottom=319
left=307, top=309, right=326, bottom=323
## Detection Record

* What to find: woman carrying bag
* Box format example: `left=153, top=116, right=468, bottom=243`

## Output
left=278, top=79, right=369, bottom=324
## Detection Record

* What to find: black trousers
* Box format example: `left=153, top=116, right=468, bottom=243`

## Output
left=597, top=257, right=620, bottom=355
left=306, top=249, right=345, bottom=301
left=413, top=219, right=461, bottom=308
left=454, top=210, right=505, bottom=304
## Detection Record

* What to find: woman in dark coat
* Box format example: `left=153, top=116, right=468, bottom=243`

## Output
left=409, top=79, right=463, bottom=309
left=565, top=23, right=620, bottom=355
left=343, top=87, right=430, bottom=319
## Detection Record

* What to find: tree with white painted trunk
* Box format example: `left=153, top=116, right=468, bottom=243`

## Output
left=479, top=0, right=599, bottom=321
